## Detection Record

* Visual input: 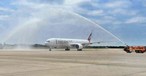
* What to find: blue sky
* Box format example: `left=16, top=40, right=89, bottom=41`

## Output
left=0, top=0, right=146, bottom=45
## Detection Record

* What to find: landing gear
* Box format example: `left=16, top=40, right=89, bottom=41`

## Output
left=65, top=48, right=70, bottom=51
left=77, top=49, right=82, bottom=51
left=49, top=48, right=51, bottom=51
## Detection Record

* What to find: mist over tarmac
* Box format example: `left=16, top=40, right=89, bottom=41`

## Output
left=0, top=49, right=146, bottom=76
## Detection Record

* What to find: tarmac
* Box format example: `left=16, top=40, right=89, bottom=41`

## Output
left=0, top=49, right=146, bottom=76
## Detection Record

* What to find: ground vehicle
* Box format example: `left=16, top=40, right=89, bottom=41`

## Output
left=124, top=46, right=146, bottom=53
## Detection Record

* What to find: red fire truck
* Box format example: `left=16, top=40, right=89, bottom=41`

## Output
left=124, top=46, right=146, bottom=53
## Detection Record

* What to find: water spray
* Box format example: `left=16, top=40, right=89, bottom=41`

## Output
left=3, top=6, right=126, bottom=46
left=66, top=10, right=126, bottom=45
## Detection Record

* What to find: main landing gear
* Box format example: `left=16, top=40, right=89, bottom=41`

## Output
left=65, top=48, right=70, bottom=51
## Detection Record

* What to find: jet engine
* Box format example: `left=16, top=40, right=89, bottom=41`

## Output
left=76, top=44, right=83, bottom=51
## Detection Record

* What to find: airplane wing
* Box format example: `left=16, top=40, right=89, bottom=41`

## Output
left=90, top=41, right=117, bottom=44
left=70, top=43, right=82, bottom=47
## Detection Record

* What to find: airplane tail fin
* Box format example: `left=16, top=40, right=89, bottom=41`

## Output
left=87, top=32, right=92, bottom=43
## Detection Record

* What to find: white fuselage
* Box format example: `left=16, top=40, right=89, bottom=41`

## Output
left=45, top=38, right=89, bottom=49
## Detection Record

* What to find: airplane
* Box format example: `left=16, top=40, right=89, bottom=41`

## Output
left=45, top=33, right=92, bottom=51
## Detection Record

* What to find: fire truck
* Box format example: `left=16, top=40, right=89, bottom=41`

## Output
left=124, top=46, right=146, bottom=53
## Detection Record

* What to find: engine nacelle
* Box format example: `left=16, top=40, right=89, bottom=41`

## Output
left=76, top=44, right=83, bottom=50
